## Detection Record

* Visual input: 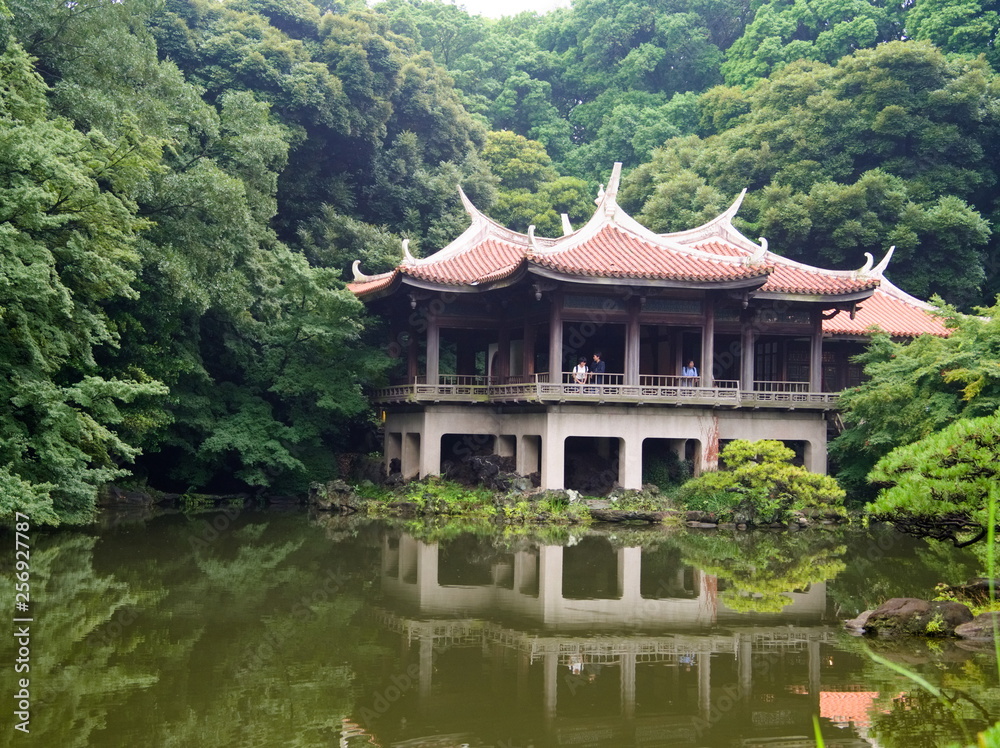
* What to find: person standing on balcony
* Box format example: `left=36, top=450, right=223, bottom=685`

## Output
left=682, top=360, right=699, bottom=386
left=572, top=357, right=589, bottom=386
left=591, top=351, right=605, bottom=385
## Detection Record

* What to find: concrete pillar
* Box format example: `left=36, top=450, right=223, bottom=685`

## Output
left=804, top=439, right=827, bottom=474
left=703, top=300, right=715, bottom=387
left=625, top=305, right=640, bottom=386
left=426, top=320, right=440, bottom=385
left=810, top=310, right=824, bottom=392
left=402, top=432, right=421, bottom=479
left=543, top=651, right=558, bottom=723
left=620, top=436, right=643, bottom=490
left=618, top=546, right=642, bottom=604
left=541, top=433, right=565, bottom=490
left=808, top=638, right=821, bottom=708
left=698, top=652, right=712, bottom=719
left=741, top=321, right=755, bottom=391
left=419, top=633, right=433, bottom=699
left=739, top=634, right=753, bottom=701
left=418, top=430, right=441, bottom=478
left=620, top=652, right=636, bottom=720
left=416, top=541, right=439, bottom=597
left=548, top=302, right=563, bottom=381
left=517, top=435, right=541, bottom=476
left=538, top=545, right=564, bottom=623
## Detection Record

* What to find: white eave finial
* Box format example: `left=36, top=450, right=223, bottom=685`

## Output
left=351, top=260, right=370, bottom=282
left=595, top=183, right=605, bottom=206
left=527, top=225, right=537, bottom=251
left=561, top=213, right=573, bottom=236
left=857, top=252, right=874, bottom=277
left=872, top=245, right=895, bottom=277
left=747, top=237, right=767, bottom=264
left=722, top=188, right=748, bottom=221
left=604, top=162, right=623, bottom=215
left=402, top=238, right=416, bottom=264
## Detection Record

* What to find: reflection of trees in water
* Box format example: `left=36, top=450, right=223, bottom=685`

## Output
left=825, top=525, right=982, bottom=616
left=7, top=535, right=160, bottom=748
left=835, top=635, right=1000, bottom=747
left=16, top=514, right=382, bottom=746
left=672, top=531, right=847, bottom=612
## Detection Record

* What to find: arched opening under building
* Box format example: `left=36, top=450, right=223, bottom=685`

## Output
left=564, top=436, right=621, bottom=494
left=562, top=536, right=621, bottom=600
left=641, top=437, right=692, bottom=491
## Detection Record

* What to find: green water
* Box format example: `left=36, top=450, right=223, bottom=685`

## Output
left=2, top=509, right=998, bottom=747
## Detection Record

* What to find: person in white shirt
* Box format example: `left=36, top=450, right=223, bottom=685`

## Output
left=681, top=360, right=699, bottom=386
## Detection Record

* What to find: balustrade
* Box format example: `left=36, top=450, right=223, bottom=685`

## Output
left=374, top=373, right=838, bottom=409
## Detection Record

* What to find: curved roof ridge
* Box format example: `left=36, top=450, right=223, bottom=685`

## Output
left=404, top=188, right=547, bottom=269
left=876, top=275, right=938, bottom=311
left=660, top=190, right=763, bottom=253
left=532, top=165, right=764, bottom=269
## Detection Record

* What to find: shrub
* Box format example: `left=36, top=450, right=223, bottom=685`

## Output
left=675, top=439, right=846, bottom=525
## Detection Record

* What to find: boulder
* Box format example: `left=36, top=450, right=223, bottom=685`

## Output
left=955, top=612, right=1000, bottom=641
left=844, top=610, right=873, bottom=635
left=309, top=480, right=358, bottom=512
left=864, top=597, right=973, bottom=637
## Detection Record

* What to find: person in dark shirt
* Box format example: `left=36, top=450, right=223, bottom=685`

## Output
left=591, top=351, right=606, bottom=385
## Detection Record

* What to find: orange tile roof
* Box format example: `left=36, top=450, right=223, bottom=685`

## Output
left=824, top=284, right=949, bottom=337
left=347, top=271, right=396, bottom=297
left=764, top=264, right=879, bottom=295
left=347, top=166, right=945, bottom=339
left=529, top=225, right=770, bottom=282
left=688, top=240, right=877, bottom=296
left=401, top=238, right=524, bottom=285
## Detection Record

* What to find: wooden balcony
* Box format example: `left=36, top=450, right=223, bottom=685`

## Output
left=373, top=374, right=840, bottom=410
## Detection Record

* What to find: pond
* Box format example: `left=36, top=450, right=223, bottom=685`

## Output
left=5, top=509, right=1000, bottom=747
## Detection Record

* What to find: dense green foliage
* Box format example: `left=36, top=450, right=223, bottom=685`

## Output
left=8, top=0, right=1000, bottom=524
left=833, top=299, right=1000, bottom=496
left=866, top=415, right=1000, bottom=536
left=677, top=440, right=846, bottom=524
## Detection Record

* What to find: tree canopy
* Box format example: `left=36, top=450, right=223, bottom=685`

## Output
left=7, top=0, right=1000, bottom=523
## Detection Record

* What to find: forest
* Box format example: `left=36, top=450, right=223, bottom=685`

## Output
left=3, top=0, right=1000, bottom=525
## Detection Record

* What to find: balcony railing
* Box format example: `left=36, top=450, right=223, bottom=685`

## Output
left=376, top=373, right=840, bottom=409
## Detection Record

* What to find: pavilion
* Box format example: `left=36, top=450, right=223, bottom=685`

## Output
left=348, top=164, right=947, bottom=490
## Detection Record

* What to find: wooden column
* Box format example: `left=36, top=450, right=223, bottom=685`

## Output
left=810, top=310, right=824, bottom=392
left=702, top=298, right=715, bottom=387
left=407, top=332, right=418, bottom=383
left=740, top=320, right=755, bottom=391
left=548, top=300, right=563, bottom=381
left=426, top=319, right=440, bottom=385
left=523, top=322, right=536, bottom=376
left=625, top=301, right=640, bottom=385
left=497, top=326, right=510, bottom=381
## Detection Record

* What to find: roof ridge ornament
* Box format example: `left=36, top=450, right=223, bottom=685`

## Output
left=595, top=183, right=605, bottom=205
left=746, top=237, right=767, bottom=265
left=528, top=225, right=537, bottom=251
left=857, top=252, right=875, bottom=276
left=723, top=189, right=748, bottom=221
left=561, top=213, right=573, bottom=236
left=351, top=259, right=370, bottom=282
left=872, top=246, right=894, bottom=277
left=402, top=238, right=416, bottom=264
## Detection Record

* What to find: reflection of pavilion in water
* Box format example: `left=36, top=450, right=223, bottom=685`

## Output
left=364, top=533, right=875, bottom=747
